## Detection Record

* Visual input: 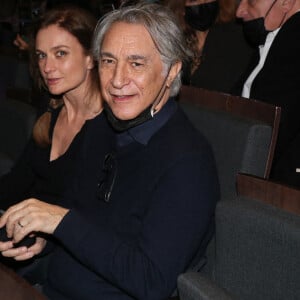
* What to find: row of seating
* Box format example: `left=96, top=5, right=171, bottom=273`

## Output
left=178, top=173, right=300, bottom=300
left=175, top=86, right=299, bottom=300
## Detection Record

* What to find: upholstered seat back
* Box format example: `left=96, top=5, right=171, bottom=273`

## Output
left=180, top=103, right=272, bottom=201
left=0, top=99, right=36, bottom=175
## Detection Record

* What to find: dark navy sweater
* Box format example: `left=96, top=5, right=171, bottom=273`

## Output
left=44, top=100, right=220, bottom=300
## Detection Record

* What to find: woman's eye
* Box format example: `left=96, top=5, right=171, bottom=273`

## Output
left=56, top=50, right=67, bottom=57
left=36, top=52, right=46, bottom=60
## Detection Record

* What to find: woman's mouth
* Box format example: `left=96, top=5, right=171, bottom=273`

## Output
left=46, top=78, right=60, bottom=86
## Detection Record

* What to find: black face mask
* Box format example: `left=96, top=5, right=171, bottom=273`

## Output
left=185, top=1, right=219, bottom=32
left=242, top=0, right=279, bottom=47
left=104, top=102, right=154, bottom=132
left=242, top=17, right=269, bottom=46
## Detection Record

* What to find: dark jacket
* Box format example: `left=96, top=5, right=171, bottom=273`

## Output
left=184, top=20, right=254, bottom=94
left=234, top=12, right=300, bottom=187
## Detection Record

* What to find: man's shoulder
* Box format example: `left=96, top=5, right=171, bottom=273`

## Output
left=151, top=107, right=213, bottom=157
left=277, top=11, right=300, bottom=40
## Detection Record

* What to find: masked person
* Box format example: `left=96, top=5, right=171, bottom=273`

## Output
left=162, top=0, right=254, bottom=93
left=234, top=0, right=300, bottom=188
left=0, top=3, right=219, bottom=299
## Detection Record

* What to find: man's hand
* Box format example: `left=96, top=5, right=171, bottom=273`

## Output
left=0, top=198, right=69, bottom=245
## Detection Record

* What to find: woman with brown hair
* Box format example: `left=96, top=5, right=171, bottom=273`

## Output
left=0, top=4, right=114, bottom=209
left=162, top=0, right=254, bottom=93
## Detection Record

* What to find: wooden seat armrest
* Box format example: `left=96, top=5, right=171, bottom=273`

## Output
left=237, top=173, right=300, bottom=215
left=0, top=262, right=46, bottom=299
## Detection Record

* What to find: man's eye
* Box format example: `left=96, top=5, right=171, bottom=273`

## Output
left=131, top=62, right=143, bottom=67
left=101, top=58, right=114, bottom=64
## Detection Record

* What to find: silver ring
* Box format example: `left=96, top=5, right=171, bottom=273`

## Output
left=18, top=221, right=24, bottom=228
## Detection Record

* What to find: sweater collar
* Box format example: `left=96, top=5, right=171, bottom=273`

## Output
left=116, top=98, right=177, bottom=148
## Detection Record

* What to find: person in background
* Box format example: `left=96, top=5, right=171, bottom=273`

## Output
left=235, top=0, right=300, bottom=187
left=13, top=0, right=105, bottom=52
left=0, top=0, right=19, bottom=49
left=162, top=0, right=254, bottom=93
left=0, top=3, right=219, bottom=299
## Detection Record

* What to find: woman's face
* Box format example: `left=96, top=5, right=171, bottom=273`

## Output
left=35, top=24, right=93, bottom=96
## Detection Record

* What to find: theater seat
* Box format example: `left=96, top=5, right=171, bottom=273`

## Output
left=178, top=85, right=281, bottom=201
left=0, top=99, right=36, bottom=176
left=177, top=197, right=300, bottom=300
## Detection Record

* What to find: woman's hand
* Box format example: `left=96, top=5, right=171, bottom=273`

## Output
left=0, top=236, right=47, bottom=261
left=0, top=198, right=69, bottom=245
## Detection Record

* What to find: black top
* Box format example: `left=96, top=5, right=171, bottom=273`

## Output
left=0, top=107, right=114, bottom=209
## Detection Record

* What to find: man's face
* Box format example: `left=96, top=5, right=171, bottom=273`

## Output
left=98, top=22, right=176, bottom=121
left=236, top=0, right=282, bottom=30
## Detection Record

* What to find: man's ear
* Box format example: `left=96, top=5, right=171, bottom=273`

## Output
left=167, top=61, right=182, bottom=87
left=280, top=0, right=295, bottom=12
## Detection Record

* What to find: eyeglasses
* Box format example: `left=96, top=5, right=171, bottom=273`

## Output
left=97, top=153, right=117, bottom=202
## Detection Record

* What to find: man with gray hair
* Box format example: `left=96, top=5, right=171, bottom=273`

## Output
left=0, top=3, right=219, bottom=299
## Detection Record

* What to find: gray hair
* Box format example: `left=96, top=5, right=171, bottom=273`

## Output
left=92, top=2, right=192, bottom=96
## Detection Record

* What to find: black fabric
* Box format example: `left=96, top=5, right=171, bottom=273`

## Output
left=184, top=21, right=254, bottom=94
left=233, top=12, right=300, bottom=187
left=0, top=99, right=37, bottom=176
left=0, top=108, right=114, bottom=209
left=43, top=105, right=219, bottom=300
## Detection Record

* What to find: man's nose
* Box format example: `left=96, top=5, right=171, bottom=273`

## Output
left=111, top=63, right=130, bottom=88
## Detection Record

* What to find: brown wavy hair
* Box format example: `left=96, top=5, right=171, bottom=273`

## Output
left=161, top=0, right=237, bottom=72
left=28, top=4, right=99, bottom=147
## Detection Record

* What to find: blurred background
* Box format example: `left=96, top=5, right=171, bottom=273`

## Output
left=0, top=0, right=121, bottom=107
